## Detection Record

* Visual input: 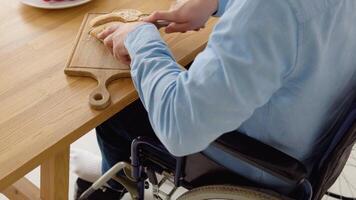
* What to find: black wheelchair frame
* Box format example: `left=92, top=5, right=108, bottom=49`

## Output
left=130, top=134, right=313, bottom=200
left=80, top=94, right=355, bottom=200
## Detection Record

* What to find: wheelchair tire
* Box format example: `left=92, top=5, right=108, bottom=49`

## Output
left=177, top=185, right=284, bottom=200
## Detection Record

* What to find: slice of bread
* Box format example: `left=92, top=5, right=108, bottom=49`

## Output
left=112, top=9, right=143, bottom=22
left=89, top=13, right=126, bottom=27
left=89, top=9, right=143, bottom=41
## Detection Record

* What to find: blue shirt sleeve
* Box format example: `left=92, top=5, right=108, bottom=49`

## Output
left=125, top=0, right=298, bottom=156
left=213, top=0, right=230, bottom=17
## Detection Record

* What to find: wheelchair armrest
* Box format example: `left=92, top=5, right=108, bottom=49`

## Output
left=210, top=133, right=308, bottom=184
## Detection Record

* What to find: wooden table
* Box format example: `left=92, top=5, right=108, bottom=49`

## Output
left=0, top=0, right=214, bottom=199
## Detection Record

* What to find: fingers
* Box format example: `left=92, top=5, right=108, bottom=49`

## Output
left=113, top=36, right=130, bottom=65
left=115, top=48, right=131, bottom=65
left=121, top=55, right=131, bottom=65
left=142, top=10, right=179, bottom=23
left=165, top=22, right=191, bottom=33
left=98, top=24, right=121, bottom=40
left=165, top=22, right=205, bottom=33
left=103, top=34, right=113, bottom=54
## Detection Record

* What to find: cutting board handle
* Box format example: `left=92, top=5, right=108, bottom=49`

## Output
left=89, top=79, right=111, bottom=110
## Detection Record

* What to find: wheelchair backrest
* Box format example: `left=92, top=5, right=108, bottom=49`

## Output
left=311, top=93, right=356, bottom=199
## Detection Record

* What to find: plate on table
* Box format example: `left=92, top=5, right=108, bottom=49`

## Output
left=20, top=0, right=92, bottom=9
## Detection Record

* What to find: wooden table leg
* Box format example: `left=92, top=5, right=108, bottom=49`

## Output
left=40, top=147, right=70, bottom=200
left=2, top=177, right=41, bottom=200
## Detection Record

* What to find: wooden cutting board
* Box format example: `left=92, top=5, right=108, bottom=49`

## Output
left=65, top=13, right=215, bottom=110
left=65, top=13, right=130, bottom=110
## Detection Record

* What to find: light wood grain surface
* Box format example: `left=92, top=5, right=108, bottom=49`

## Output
left=0, top=0, right=215, bottom=191
left=2, top=178, right=41, bottom=200
left=65, top=13, right=132, bottom=110
left=40, top=147, right=69, bottom=200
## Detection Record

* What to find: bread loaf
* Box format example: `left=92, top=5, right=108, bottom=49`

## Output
left=89, top=9, right=144, bottom=41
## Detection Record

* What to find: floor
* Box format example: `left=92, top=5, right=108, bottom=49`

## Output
left=0, top=130, right=355, bottom=200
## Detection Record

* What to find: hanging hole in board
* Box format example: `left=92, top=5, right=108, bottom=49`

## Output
left=94, top=93, right=103, bottom=101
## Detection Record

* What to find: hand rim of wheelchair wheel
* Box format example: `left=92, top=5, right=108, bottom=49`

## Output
left=177, top=185, right=285, bottom=200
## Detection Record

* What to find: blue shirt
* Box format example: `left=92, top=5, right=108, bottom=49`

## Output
left=125, top=0, right=356, bottom=191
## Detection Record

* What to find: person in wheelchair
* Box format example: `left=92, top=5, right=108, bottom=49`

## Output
left=73, top=0, right=356, bottom=199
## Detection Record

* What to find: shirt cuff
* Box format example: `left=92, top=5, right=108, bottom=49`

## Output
left=125, top=23, right=162, bottom=57
left=213, top=0, right=229, bottom=17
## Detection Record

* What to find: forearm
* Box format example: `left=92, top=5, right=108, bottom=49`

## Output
left=125, top=24, right=193, bottom=156
left=124, top=25, right=233, bottom=157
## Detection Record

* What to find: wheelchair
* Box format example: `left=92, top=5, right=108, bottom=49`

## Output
left=79, top=93, right=356, bottom=200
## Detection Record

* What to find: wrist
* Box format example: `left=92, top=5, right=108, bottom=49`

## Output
left=125, top=24, right=162, bottom=56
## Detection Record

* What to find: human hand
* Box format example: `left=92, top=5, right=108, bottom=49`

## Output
left=142, top=0, right=218, bottom=33
left=97, top=22, right=147, bottom=65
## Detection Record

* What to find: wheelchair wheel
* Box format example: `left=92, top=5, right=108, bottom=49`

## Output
left=177, top=185, right=283, bottom=200
left=325, top=145, right=356, bottom=199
